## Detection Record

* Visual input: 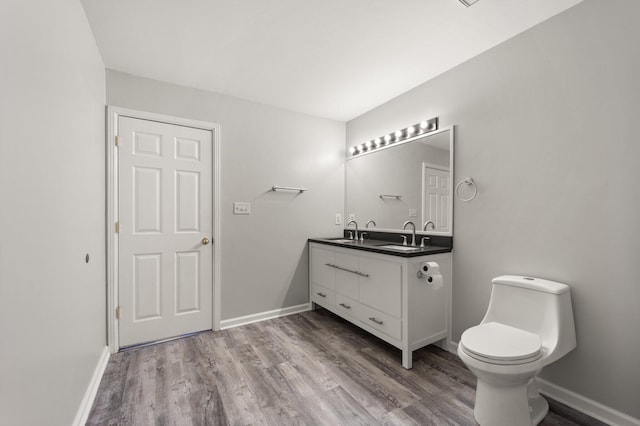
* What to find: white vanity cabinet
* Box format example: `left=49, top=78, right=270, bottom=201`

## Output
left=309, top=242, right=452, bottom=369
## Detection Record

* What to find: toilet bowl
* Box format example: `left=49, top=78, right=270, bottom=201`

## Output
left=457, top=275, right=576, bottom=426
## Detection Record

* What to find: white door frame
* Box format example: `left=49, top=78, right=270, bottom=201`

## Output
left=106, top=106, right=221, bottom=353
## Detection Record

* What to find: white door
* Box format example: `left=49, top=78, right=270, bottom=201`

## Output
left=423, top=165, right=450, bottom=234
left=118, top=116, right=213, bottom=347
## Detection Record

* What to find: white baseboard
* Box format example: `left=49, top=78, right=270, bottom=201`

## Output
left=447, top=341, right=639, bottom=426
left=72, top=346, right=110, bottom=426
left=220, top=303, right=311, bottom=330
left=537, top=378, right=640, bottom=426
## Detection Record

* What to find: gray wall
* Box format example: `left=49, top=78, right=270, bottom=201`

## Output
left=106, top=70, right=345, bottom=320
left=0, top=0, right=107, bottom=425
left=347, top=0, right=640, bottom=419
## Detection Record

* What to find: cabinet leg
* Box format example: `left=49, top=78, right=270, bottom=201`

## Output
left=402, top=350, right=412, bottom=369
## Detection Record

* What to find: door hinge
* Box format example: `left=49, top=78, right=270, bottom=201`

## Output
left=115, top=222, right=120, bottom=233
left=115, top=135, right=121, bottom=146
left=115, top=306, right=121, bottom=320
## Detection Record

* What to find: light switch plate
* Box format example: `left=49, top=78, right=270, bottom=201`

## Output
left=349, top=213, right=355, bottom=221
left=335, top=213, right=342, bottom=225
left=233, top=202, right=251, bottom=215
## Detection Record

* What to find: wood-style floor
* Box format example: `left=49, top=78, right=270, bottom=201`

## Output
left=88, top=308, right=605, bottom=425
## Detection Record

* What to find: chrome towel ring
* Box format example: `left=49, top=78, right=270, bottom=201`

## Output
left=455, top=177, right=477, bottom=202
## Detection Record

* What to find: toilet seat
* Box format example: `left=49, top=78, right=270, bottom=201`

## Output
left=460, top=322, right=542, bottom=365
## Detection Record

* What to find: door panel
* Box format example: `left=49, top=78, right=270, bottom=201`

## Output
left=175, top=137, right=200, bottom=161
left=134, top=167, right=162, bottom=233
left=175, top=251, right=200, bottom=314
left=175, top=170, right=200, bottom=232
left=119, top=116, right=213, bottom=347
left=133, top=253, right=162, bottom=320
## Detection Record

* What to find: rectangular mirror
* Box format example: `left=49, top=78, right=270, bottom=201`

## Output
left=345, top=126, right=454, bottom=235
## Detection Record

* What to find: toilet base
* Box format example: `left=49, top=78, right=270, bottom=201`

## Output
left=474, top=378, right=548, bottom=426
left=528, top=379, right=549, bottom=425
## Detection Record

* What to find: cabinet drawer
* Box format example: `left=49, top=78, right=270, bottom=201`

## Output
left=311, top=283, right=335, bottom=308
left=335, top=293, right=359, bottom=319
left=358, top=304, right=402, bottom=341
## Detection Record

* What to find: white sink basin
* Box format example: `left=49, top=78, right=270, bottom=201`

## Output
left=329, top=238, right=357, bottom=244
left=377, top=245, right=422, bottom=252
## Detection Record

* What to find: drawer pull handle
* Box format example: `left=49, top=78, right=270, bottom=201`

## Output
left=368, top=317, right=384, bottom=325
left=325, top=263, right=370, bottom=278
left=316, top=292, right=327, bottom=298
left=339, top=303, right=351, bottom=309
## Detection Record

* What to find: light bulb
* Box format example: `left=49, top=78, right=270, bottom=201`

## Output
left=420, top=121, right=429, bottom=130
left=384, top=134, right=392, bottom=143
left=407, top=126, right=415, bottom=135
left=395, top=130, right=403, bottom=139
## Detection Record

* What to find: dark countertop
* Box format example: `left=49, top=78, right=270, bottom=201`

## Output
left=308, top=237, right=452, bottom=258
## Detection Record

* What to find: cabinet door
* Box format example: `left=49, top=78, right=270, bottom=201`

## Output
left=358, top=256, right=402, bottom=318
left=334, top=252, right=359, bottom=299
left=310, top=246, right=335, bottom=290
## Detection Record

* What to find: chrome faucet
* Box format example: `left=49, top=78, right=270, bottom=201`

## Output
left=365, top=220, right=376, bottom=228
left=420, top=237, right=430, bottom=248
left=346, top=220, right=359, bottom=241
left=423, top=221, right=435, bottom=231
left=402, top=220, right=417, bottom=246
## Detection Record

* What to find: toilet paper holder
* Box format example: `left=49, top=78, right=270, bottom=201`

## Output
left=417, top=261, right=440, bottom=283
left=417, top=270, right=433, bottom=282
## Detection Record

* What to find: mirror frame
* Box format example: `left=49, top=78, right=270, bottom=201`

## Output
left=345, top=125, right=455, bottom=236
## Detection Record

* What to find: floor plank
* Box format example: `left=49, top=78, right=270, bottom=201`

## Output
left=88, top=308, right=607, bottom=425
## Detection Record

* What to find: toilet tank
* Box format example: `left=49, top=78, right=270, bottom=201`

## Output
left=482, top=275, right=577, bottom=363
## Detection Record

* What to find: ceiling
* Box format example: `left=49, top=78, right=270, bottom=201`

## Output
left=81, top=0, right=583, bottom=122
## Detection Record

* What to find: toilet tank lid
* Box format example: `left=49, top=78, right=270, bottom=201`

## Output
left=492, top=275, right=570, bottom=294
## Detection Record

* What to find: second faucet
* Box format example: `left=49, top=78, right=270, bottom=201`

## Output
left=346, top=220, right=359, bottom=241
left=402, top=221, right=417, bottom=246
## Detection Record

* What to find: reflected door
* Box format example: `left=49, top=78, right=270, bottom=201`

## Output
left=423, top=165, right=450, bottom=234
left=118, top=116, right=213, bottom=347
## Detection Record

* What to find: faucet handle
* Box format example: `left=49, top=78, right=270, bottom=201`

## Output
left=420, top=237, right=430, bottom=248
left=348, top=231, right=354, bottom=240
left=360, top=232, right=368, bottom=242
left=401, top=235, right=407, bottom=246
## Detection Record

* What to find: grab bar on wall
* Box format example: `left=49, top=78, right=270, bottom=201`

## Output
left=379, top=193, right=402, bottom=199
left=271, top=185, right=308, bottom=193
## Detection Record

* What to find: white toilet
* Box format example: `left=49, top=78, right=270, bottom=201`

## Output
left=457, top=275, right=577, bottom=426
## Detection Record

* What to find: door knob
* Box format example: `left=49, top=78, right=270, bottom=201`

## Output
left=201, top=237, right=210, bottom=245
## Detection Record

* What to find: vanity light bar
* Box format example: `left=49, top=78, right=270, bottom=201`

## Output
left=350, top=117, right=438, bottom=157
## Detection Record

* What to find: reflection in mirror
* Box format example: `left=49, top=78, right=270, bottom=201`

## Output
left=346, top=127, right=454, bottom=235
